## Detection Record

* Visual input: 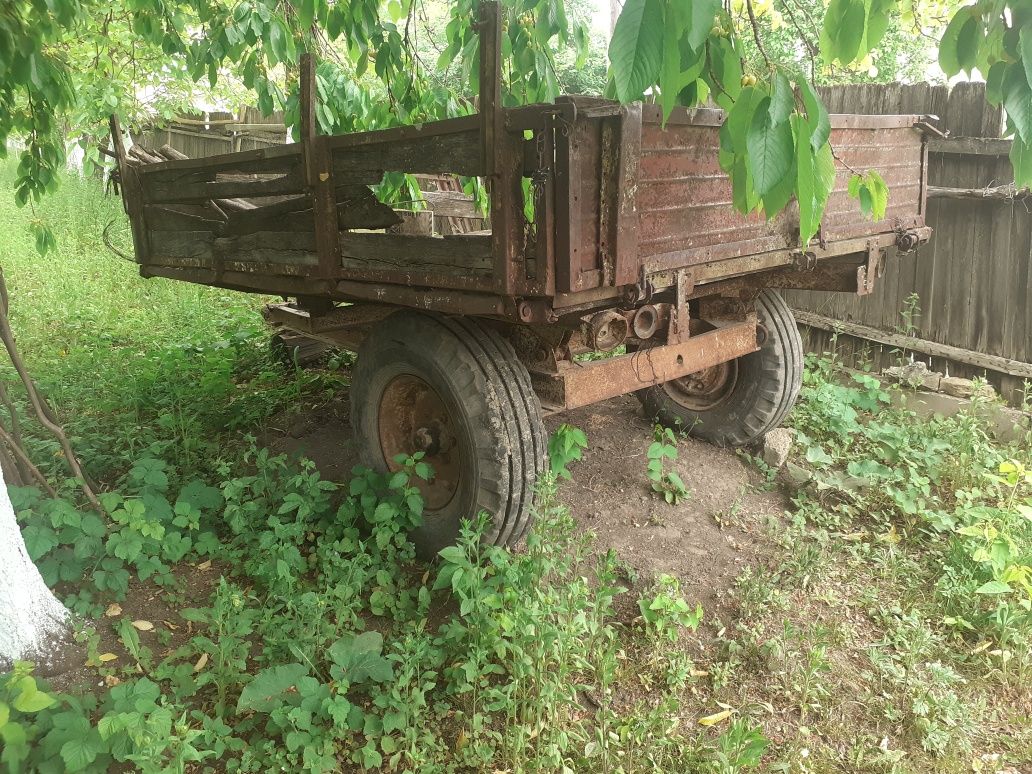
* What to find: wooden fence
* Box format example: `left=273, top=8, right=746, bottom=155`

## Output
left=789, top=82, right=1031, bottom=405
left=134, top=106, right=287, bottom=158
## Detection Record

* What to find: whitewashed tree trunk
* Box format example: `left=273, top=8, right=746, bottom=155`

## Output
left=0, top=470, right=68, bottom=664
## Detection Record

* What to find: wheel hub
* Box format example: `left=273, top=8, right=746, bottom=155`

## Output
left=377, top=374, right=459, bottom=510
left=664, top=360, right=738, bottom=411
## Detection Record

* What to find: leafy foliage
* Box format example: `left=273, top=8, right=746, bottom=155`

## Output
left=647, top=425, right=691, bottom=504
left=791, top=352, right=1032, bottom=663
left=2, top=0, right=590, bottom=249
left=547, top=422, right=588, bottom=480
left=937, top=2, right=1032, bottom=189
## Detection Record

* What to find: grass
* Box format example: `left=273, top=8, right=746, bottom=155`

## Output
left=0, top=160, right=344, bottom=483
left=1, top=163, right=1030, bottom=773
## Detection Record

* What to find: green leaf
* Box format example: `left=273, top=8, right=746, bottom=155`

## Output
left=1004, top=64, right=1032, bottom=141
left=1009, top=134, right=1032, bottom=188
left=1021, top=27, right=1032, bottom=103
left=859, top=186, right=873, bottom=217
left=659, top=15, right=704, bottom=121
left=708, top=36, right=742, bottom=109
left=955, top=13, right=982, bottom=75
left=60, top=737, right=100, bottom=772
left=822, top=0, right=865, bottom=64
left=267, top=18, right=289, bottom=67
left=609, top=0, right=664, bottom=102
left=745, top=97, right=795, bottom=198
left=296, top=0, right=317, bottom=29
left=767, top=73, right=793, bottom=125
left=794, top=117, right=830, bottom=245
left=938, top=7, right=972, bottom=77
left=796, top=76, right=830, bottom=150
left=985, top=61, right=1007, bottom=106
left=328, top=632, right=393, bottom=684
left=974, top=580, right=1011, bottom=595
left=22, top=524, right=59, bottom=559
left=865, top=170, right=889, bottom=220
left=12, top=677, right=54, bottom=713
left=683, top=0, right=720, bottom=52
left=863, top=0, right=893, bottom=55
left=236, top=664, right=309, bottom=713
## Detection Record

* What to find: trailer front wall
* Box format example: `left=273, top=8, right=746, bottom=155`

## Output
left=634, top=111, right=927, bottom=273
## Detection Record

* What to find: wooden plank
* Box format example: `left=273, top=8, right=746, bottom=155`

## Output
left=134, top=143, right=301, bottom=175
left=330, top=130, right=482, bottom=178
left=209, top=230, right=318, bottom=267
left=148, top=230, right=215, bottom=262
left=144, top=169, right=305, bottom=203
left=418, top=190, right=483, bottom=218
left=339, top=233, right=493, bottom=272
left=222, top=189, right=400, bottom=235
left=300, top=52, right=343, bottom=281
left=150, top=228, right=492, bottom=275
left=928, top=137, right=1012, bottom=156
left=143, top=204, right=225, bottom=231
left=793, top=310, right=1032, bottom=379
left=321, top=115, right=480, bottom=151
left=479, top=1, right=502, bottom=176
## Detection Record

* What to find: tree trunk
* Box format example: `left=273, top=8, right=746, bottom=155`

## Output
left=0, top=469, right=68, bottom=665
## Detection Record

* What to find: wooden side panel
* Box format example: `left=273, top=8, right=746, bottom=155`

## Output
left=635, top=120, right=926, bottom=266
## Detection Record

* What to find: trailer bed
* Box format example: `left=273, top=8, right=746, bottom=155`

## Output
left=110, top=69, right=931, bottom=325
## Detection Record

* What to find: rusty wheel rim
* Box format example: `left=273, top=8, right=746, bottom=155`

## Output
left=377, top=374, right=460, bottom=510
left=663, top=360, right=738, bottom=411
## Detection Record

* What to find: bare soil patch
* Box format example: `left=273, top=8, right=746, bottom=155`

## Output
left=265, top=391, right=785, bottom=621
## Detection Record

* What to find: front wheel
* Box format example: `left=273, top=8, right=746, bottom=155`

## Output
left=351, top=311, right=545, bottom=558
left=636, top=290, right=803, bottom=447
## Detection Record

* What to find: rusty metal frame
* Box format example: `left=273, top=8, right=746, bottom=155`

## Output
left=529, top=320, right=759, bottom=411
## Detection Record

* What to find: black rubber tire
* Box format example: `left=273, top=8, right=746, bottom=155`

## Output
left=351, top=311, right=545, bottom=557
left=636, top=290, right=802, bottom=447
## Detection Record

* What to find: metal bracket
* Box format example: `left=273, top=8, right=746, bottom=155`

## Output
left=857, top=241, right=884, bottom=296
left=669, top=270, right=695, bottom=343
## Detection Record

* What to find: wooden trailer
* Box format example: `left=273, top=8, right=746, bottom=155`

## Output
left=108, top=3, right=932, bottom=555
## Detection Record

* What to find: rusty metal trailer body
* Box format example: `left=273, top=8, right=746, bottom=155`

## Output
left=109, top=3, right=931, bottom=553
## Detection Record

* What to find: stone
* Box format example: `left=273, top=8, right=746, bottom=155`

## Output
left=939, top=376, right=996, bottom=400
left=783, top=461, right=813, bottom=492
left=921, top=371, right=943, bottom=391
left=884, top=361, right=939, bottom=390
left=761, top=427, right=793, bottom=469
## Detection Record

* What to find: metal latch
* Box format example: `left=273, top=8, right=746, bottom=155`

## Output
left=857, top=241, right=884, bottom=296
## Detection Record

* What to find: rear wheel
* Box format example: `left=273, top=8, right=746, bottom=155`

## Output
left=351, top=311, right=545, bottom=558
left=636, top=290, right=802, bottom=446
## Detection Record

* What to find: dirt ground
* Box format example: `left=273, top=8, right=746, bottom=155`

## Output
left=268, top=392, right=787, bottom=619
left=42, top=392, right=784, bottom=691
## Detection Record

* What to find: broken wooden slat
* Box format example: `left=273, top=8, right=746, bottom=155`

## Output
left=157, top=144, right=189, bottom=161
left=133, top=143, right=301, bottom=176
left=129, top=145, right=164, bottom=164
left=220, top=188, right=401, bottom=236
